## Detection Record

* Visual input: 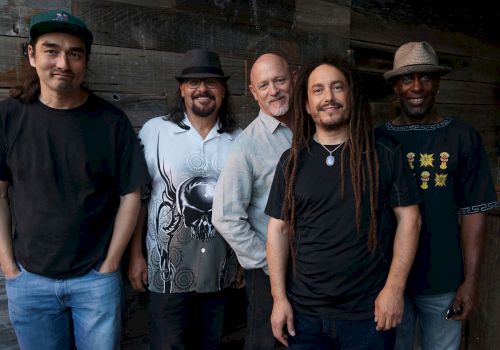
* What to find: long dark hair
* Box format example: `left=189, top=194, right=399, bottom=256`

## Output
left=164, top=81, right=237, bottom=134
left=9, top=38, right=90, bottom=103
left=283, top=55, right=380, bottom=262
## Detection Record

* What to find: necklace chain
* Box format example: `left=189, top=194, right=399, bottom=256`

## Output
left=317, top=141, right=344, bottom=167
left=318, top=142, right=343, bottom=156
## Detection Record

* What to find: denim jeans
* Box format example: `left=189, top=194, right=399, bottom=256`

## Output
left=149, top=290, right=227, bottom=350
left=289, top=312, right=395, bottom=350
left=244, top=268, right=277, bottom=350
left=6, top=264, right=123, bottom=350
left=395, top=292, right=461, bottom=350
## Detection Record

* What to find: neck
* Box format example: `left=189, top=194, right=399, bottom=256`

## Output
left=39, top=88, right=88, bottom=109
left=314, top=126, right=349, bottom=145
left=396, top=110, right=443, bottom=125
left=186, top=111, right=218, bottom=139
left=274, top=113, right=293, bottom=129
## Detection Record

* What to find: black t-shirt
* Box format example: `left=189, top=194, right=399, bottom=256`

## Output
left=380, top=118, right=499, bottom=295
left=0, top=94, right=150, bottom=278
left=265, top=131, right=420, bottom=320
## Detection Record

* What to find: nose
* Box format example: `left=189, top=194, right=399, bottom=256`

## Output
left=324, top=87, right=334, bottom=102
left=269, top=82, right=278, bottom=96
left=197, top=80, right=208, bottom=91
left=56, top=53, right=70, bottom=70
left=410, top=76, right=423, bottom=92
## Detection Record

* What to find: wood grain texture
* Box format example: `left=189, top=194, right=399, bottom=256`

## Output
left=72, top=0, right=301, bottom=61
left=295, top=0, right=350, bottom=38
left=0, top=0, right=70, bottom=39
left=468, top=213, right=500, bottom=350
left=87, top=45, right=246, bottom=95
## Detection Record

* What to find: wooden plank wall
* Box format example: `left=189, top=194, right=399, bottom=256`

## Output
left=0, top=0, right=498, bottom=349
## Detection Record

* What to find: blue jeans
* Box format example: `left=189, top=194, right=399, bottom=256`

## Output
left=289, top=312, right=395, bottom=350
left=6, top=264, right=123, bottom=350
left=395, top=293, right=461, bottom=350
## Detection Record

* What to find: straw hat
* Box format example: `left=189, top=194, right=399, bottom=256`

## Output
left=383, top=41, right=450, bottom=81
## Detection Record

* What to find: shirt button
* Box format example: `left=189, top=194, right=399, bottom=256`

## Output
left=201, top=248, right=206, bottom=253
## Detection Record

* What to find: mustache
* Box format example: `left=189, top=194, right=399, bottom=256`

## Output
left=266, top=92, right=287, bottom=104
left=319, top=101, right=343, bottom=110
left=193, top=92, right=215, bottom=99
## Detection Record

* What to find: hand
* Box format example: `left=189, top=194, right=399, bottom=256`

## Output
left=99, top=259, right=119, bottom=274
left=1, top=261, right=21, bottom=279
left=271, top=297, right=295, bottom=347
left=374, top=285, right=404, bottom=331
left=127, top=254, right=148, bottom=292
left=234, top=266, right=245, bottom=289
left=452, top=280, right=477, bottom=320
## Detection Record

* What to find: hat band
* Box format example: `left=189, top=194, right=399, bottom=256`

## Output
left=180, top=66, right=225, bottom=77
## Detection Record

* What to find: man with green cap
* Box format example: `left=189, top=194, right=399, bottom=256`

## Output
left=0, top=9, right=149, bottom=350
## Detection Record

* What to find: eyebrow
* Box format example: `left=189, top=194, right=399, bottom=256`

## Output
left=40, top=42, right=85, bottom=53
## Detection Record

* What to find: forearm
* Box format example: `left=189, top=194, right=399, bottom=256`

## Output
left=0, top=181, right=16, bottom=273
left=129, top=205, right=147, bottom=258
left=266, top=217, right=289, bottom=301
left=385, top=205, right=421, bottom=292
left=104, top=189, right=141, bottom=270
left=460, top=212, right=485, bottom=284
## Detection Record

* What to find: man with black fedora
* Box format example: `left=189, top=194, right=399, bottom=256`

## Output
left=128, top=48, right=241, bottom=349
left=381, top=41, right=499, bottom=349
left=0, top=8, right=149, bottom=350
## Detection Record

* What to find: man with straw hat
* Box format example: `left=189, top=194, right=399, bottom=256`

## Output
left=381, top=41, right=499, bottom=349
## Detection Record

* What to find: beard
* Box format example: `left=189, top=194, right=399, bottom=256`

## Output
left=314, top=102, right=349, bottom=130
left=265, top=93, right=290, bottom=117
left=399, top=96, right=435, bottom=119
left=190, top=92, right=217, bottom=117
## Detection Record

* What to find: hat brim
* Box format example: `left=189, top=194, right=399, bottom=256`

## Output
left=384, top=64, right=451, bottom=81
left=175, top=73, right=230, bottom=81
left=30, top=22, right=93, bottom=50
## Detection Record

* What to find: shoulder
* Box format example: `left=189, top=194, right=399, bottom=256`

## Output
left=87, top=94, right=127, bottom=118
left=374, top=128, right=401, bottom=155
left=0, top=97, right=24, bottom=114
left=139, top=115, right=174, bottom=135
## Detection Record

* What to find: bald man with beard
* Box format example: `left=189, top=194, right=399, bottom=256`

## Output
left=213, top=53, right=294, bottom=349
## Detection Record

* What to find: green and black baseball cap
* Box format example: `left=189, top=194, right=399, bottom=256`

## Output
left=29, top=9, right=93, bottom=53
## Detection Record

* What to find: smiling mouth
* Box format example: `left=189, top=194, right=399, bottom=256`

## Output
left=407, top=97, right=425, bottom=106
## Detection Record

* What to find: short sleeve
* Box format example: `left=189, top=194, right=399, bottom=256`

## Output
left=389, top=144, right=421, bottom=207
left=457, top=129, right=498, bottom=214
left=0, top=100, right=12, bottom=182
left=116, top=115, right=150, bottom=195
left=265, top=153, right=289, bottom=219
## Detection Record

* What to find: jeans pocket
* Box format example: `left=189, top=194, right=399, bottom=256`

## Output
left=5, top=268, right=25, bottom=282
left=91, top=268, right=120, bottom=277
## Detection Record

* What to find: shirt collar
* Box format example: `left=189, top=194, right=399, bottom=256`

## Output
left=174, top=113, right=234, bottom=140
left=258, top=110, right=288, bottom=134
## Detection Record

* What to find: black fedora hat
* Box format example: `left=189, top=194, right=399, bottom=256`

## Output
left=175, top=49, right=229, bottom=81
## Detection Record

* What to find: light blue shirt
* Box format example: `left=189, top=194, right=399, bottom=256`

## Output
left=213, top=110, right=292, bottom=273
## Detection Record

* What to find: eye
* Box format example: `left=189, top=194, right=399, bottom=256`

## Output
left=258, top=83, right=268, bottom=90
left=68, top=51, right=84, bottom=60
left=333, top=83, right=344, bottom=91
left=420, top=75, right=431, bottom=82
left=45, top=49, right=58, bottom=55
left=401, top=76, right=412, bottom=84
left=275, top=77, right=287, bottom=85
left=312, top=87, right=322, bottom=95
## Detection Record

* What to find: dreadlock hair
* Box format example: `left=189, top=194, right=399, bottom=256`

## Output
left=163, top=80, right=237, bottom=134
left=283, top=55, right=380, bottom=266
left=9, top=38, right=91, bottom=103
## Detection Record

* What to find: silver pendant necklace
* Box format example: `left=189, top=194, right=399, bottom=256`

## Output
left=318, top=142, right=344, bottom=167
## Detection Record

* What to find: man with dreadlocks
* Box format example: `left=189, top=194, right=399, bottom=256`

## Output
left=265, top=56, right=421, bottom=349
